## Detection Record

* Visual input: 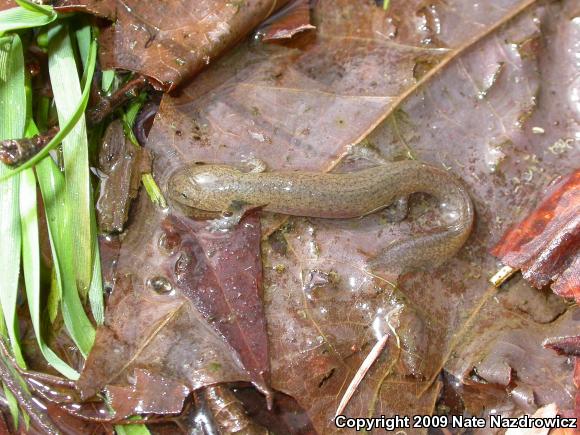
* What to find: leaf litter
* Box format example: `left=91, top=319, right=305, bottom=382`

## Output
left=1, top=0, right=578, bottom=433
left=53, top=0, right=294, bottom=90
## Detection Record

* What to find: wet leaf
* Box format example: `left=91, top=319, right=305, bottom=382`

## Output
left=446, top=300, right=579, bottom=413
left=78, top=205, right=270, bottom=405
left=106, top=369, right=189, bottom=419
left=87, top=0, right=579, bottom=432
left=544, top=334, right=580, bottom=425
left=0, top=1, right=13, bottom=11
left=96, top=120, right=146, bottom=234
left=258, top=0, right=315, bottom=42
left=233, top=386, right=317, bottom=435
left=492, top=169, right=579, bottom=300
left=544, top=336, right=580, bottom=357
left=54, top=0, right=293, bottom=90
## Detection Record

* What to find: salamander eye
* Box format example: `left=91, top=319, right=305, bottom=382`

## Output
left=181, top=192, right=188, bottom=198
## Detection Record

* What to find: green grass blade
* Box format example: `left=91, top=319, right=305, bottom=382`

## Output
left=0, top=34, right=25, bottom=368
left=23, top=102, right=80, bottom=376
left=47, top=23, right=92, bottom=293
left=0, top=34, right=96, bottom=181
left=101, top=69, right=115, bottom=93
left=79, top=23, right=105, bottom=326
left=35, top=156, right=95, bottom=356
left=121, top=96, right=167, bottom=208
left=74, top=22, right=91, bottom=73
left=0, top=5, right=57, bottom=34
left=88, top=186, right=104, bottom=325
left=3, top=384, right=19, bottom=428
left=14, top=0, right=54, bottom=17
left=47, top=268, right=60, bottom=324
left=19, top=167, right=79, bottom=379
left=115, top=423, right=151, bottom=435
left=121, top=93, right=146, bottom=146
left=88, top=240, right=104, bottom=325
left=142, top=173, right=167, bottom=208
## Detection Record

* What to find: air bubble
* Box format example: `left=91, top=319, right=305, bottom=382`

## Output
left=148, top=276, right=173, bottom=294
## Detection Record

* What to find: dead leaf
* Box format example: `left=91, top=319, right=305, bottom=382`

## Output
left=544, top=336, right=580, bottom=357
left=0, top=0, right=13, bottom=11
left=54, top=0, right=292, bottom=90
left=78, top=210, right=270, bottom=401
left=106, top=369, right=190, bottom=419
left=544, top=334, right=580, bottom=429
left=447, top=303, right=579, bottom=411
left=233, top=385, right=317, bottom=435
left=258, top=0, right=315, bottom=42
left=96, top=120, right=142, bottom=234
left=491, top=170, right=579, bottom=299
left=505, top=403, right=557, bottom=435
left=83, top=0, right=580, bottom=432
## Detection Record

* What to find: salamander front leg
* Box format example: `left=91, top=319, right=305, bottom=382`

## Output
left=207, top=200, right=260, bottom=232
left=241, top=156, right=267, bottom=173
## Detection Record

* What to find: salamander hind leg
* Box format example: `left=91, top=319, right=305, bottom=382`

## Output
left=383, top=196, right=409, bottom=223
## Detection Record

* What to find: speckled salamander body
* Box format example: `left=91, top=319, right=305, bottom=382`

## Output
left=167, top=161, right=474, bottom=275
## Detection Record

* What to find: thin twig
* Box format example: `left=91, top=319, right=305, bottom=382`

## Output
left=0, top=126, right=59, bottom=166
left=335, top=306, right=401, bottom=417
left=489, top=265, right=517, bottom=287
left=86, top=75, right=151, bottom=126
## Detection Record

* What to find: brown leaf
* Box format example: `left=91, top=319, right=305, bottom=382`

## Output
left=233, top=385, right=317, bottom=435
left=96, top=120, right=142, bottom=234
left=163, top=213, right=271, bottom=393
left=544, top=336, right=580, bottom=357
left=491, top=170, right=580, bottom=298
left=258, top=0, right=315, bottom=42
left=544, top=334, right=580, bottom=425
left=0, top=0, right=13, bottom=11
left=447, top=303, right=579, bottom=410
left=88, top=0, right=579, bottom=431
left=78, top=267, right=255, bottom=400
left=54, top=0, right=292, bottom=90
left=106, top=369, right=190, bottom=419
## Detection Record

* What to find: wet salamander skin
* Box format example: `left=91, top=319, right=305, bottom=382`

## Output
left=167, top=161, right=474, bottom=275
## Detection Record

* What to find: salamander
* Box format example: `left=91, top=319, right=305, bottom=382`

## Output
left=167, top=161, right=474, bottom=275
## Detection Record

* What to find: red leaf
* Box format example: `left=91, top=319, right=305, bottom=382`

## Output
left=163, top=213, right=271, bottom=393
left=79, top=202, right=271, bottom=402
left=491, top=170, right=580, bottom=300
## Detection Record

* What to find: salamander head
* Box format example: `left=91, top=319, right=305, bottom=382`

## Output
left=167, top=163, right=240, bottom=217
